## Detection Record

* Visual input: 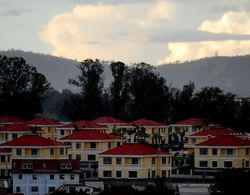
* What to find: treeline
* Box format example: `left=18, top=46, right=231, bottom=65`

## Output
left=1, top=56, right=250, bottom=130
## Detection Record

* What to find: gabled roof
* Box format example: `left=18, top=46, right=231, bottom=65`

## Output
left=59, top=130, right=122, bottom=141
left=190, top=128, right=235, bottom=137
left=121, top=119, right=166, bottom=127
left=0, top=135, right=66, bottom=148
left=0, top=116, right=23, bottom=124
left=196, top=135, right=250, bottom=147
left=0, top=123, right=31, bottom=132
left=58, top=120, right=108, bottom=130
left=90, top=116, right=125, bottom=124
left=12, top=159, right=80, bottom=173
left=26, top=117, right=62, bottom=127
left=175, top=118, right=203, bottom=126
left=100, top=143, right=169, bottom=156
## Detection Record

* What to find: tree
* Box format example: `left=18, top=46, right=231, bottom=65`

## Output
left=110, top=61, right=130, bottom=118
left=0, top=55, right=50, bottom=118
left=69, top=59, right=104, bottom=119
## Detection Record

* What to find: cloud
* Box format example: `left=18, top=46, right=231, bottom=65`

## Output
left=199, top=11, right=250, bottom=35
left=40, top=1, right=174, bottom=63
left=161, top=40, right=250, bottom=63
left=0, top=8, right=32, bottom=16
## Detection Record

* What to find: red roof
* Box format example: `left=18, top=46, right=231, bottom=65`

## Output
left=26, top=117, right=62, bottom=126
left=175, top=118, right=203, bottom=126
left=123, top=119, right=166, bottom=127
left=12, top=159, right=80, bottom=173
left=0, top=135, right=66, bottom=147
left=197, top=135, right=250, bottom=147
left=60, top=130, right=122, bottom=141
left=0, top=123, right=31, bottom=132
left=0, top=116, right=23, bottom=124
left=190, top=128, right=235, bottom=137
left=91, top=116, right=125, bottom=124
left=58, top=120, right=108, bottom=130
left=101, top=143, right=169, bottom=156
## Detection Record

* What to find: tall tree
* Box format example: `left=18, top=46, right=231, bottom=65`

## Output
left=109, top=61, right=130, bottom=118
left=0, top=55, right=50, bottom=118
left=69, top=59, right=104, bottom=119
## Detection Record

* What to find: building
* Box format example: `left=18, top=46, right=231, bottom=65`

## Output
left=12, top=159, right=80, bottom=195
left=194, top=135, right=250, bottom=175
left=184, top=128, right=236, bottom=154
left=56, top=120, right=109, bottom=140
left=0, top=116, right=23, bottom=127
left=0, top=123, right=43, bottom=144
left=0, top=149, right=11, bottom=178
left=26, top=117, right=63, bottom=140
left=118, top=119, right=168, bottom=144
left=99, top=143, right=172, bottom=179
left=59, top=130, right=124, bottom=179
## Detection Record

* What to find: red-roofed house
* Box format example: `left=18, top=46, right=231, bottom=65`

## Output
left=99, top=143, right=172, bottom=179
left=193, top=135, right=250, bottom=174
left=26, top=117, right=62, bottom=140
left=12, top=159, right=80, bottom=194
left=0, top=116, right=23, bottom=126
left=184, top=127, right=236, bottom=154
left=59, top=130, right=124, bottom=179
left=118, top=119, right=168, bottom=144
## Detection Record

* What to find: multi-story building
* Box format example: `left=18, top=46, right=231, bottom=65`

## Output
left=26, top=117, right=63, bottom=140
left=12, top=159, right=80, bottom=195
left=194, top=135, right=250, bottom=175
left=184, top=127, right=236, bottom=154
left=0, top=123, right=43, bottom=144
left=0, top=116, right=23, bottom=127
left=118, top=119, right=168, bottom=144
left=90, top=116, right=125, bottom=134
left=0, top=149, right=11, bottom=178
left=59, top=130, right=124, bottom=179
left=99, top=143, right=172, bottom=179
left=56, top=120, right=108, bottom=140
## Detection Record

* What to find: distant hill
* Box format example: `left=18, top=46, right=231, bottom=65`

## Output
left=0, top=50, right=250, bottom=96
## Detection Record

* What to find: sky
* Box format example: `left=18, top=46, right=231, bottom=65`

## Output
left=1, top=0, right=250, bottom=64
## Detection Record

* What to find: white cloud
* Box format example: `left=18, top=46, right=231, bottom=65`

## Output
left=199, top=11, right=250, bottom=35
left=162, top=40, right=250, bottom=63
left=40, top=1, right=174, bottom=63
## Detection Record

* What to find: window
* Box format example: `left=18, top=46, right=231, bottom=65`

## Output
left=116, top=171, right=122, bottom=178
left=1, top=156, right=5, bottom=163
left=117, top=142, right=121, bottom=147
left=116, top=157, right=121, bottom=165
left=129, top=171, right=137, bottom=178
left=76, top=142, right=81, bottom=149
left=152, top=170, right=156, bottom=178
left=152, top=157, right=156, bottom=165
left=18, top=174, right=22, bottom=180
left=12, top=133, right=17, bottom=140
left=212, top=149, right=217, bottom=156
left=224, top=161, right=232, bottom=168
left=60, top=130, right=64, bottom=135
left=227, top=149, right=234, bottom=156
left=246, top=148, right=249, bottom=155
left=68, top=154, right=72, bottom=160
left=16, top=186, right=21, bottom=192
left=199, top=161, right=208, bottom=168
left=50, top=175, right=54, bottom=180
left=59, top=174, right=65, bottom=180
left=16, top=149, right=22, bottom=156
left=246, top=161, right=249, bottom=168
left=31, top=186, right=38, bottom=192
left=49, top=187, right=55, bottom=192
left=162, top=170, right=166, bottom=178
left=103, top=171, right=112, bottom=177
left=191, top=138, right=196, bottom=144
left=212, top=161, right=218, bottom=168
left=32, top=175, right=37, bottom=180
left=108, top=142, right=111, bottom=148
left=88, top=155, right=96, bottom=161
left=103, top=157, right=112, bottom=164
left=132, top=158, right=139, bottom=165
left=200, top=148, right=208, bottom=155
left=162, top=157, right=166, bottom=164
left=60, top=148, right=64, bottom=155
left=90, top=142, right=96, bottom=148
left=76, top=154, right=81, bottom=160
left=31, top=149, right=38, bottom=156
left=70, top=175, right=75, bottom=180
left=50, top=148, right=54, bottom=155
